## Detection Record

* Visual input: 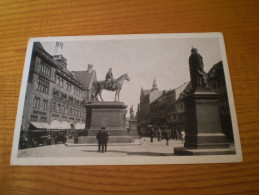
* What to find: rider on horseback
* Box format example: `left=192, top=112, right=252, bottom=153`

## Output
left=105, top=68, right=114, bottom=89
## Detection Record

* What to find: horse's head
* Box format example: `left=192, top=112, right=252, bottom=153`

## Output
left=125, top=73, right=130, bottom=82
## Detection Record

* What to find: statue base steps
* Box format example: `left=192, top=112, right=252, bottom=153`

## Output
left=174, top=147, right=236, bottom=156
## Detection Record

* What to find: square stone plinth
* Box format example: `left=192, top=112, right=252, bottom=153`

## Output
left=86, top=101, right=128, bottom=136
left=174, top=89, right=235, bottom=155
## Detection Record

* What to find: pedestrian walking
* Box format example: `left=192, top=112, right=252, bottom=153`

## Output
left=163, top=129, right=171, bottom=146
left=180, top=130, right=186, bottom=144
left=150, top=127, right=153, bottom=143
left=96, top=128, right=103, bottom=152
left=157, top=128, right=161, bottom=142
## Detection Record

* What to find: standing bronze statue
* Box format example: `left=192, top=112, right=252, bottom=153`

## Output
left=189, top=48, right=209, bottom=91
left=130, top=105, right=134, bottom=119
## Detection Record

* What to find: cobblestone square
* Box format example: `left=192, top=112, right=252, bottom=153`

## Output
left=17, top=138, right=184, bottom=158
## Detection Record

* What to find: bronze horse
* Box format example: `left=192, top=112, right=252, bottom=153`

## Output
left=93, top=74, right=130, bottom=102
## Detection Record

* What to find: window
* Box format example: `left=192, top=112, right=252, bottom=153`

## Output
left=33, top=97, right=40, bottom=109
left=52, top=88, right=60, bottom=98
left=39, top=61, right=51, bottom=78
left=60, top=79, right=63, bottom=87
left=68, top=96, right=73, bottom=103
left=37, top=77, right=49, bottom=94
left=56, top=76, right=60, bottom=85
left=64, top=81, right=67, bottom=89
left=62, top=105, right=65, bottom=114
left=51, top=102, right=56, bottom=111
left=57, top=104, right=61, bottom=113
left=42, top=100, right=48, bottom=110
left=68, top=83, right=71, bottom=91
left=40, top=116, right=47, bottom=122
left=69, top=107, right=72, bottom=115
left=31, top=115, right=38, bottom=122
left=65, top=106, right=69, bottom=115
left=60, top=92, right=67, bottom=100
left=66, top=82, right=69, bottom=90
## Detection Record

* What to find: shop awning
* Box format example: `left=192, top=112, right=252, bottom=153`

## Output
left=50, top=120, right=62, bottom=129
left=41, top=123, right=50, bottom=129
left=50, top=120, right=71, bottom=130
left=61, top=121, right=70, bottom=129
left=30, top=122, right=46, bottom=129
left=75, top=123, right=85, bottom=129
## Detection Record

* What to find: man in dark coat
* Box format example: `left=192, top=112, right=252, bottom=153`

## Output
left=96, top=127, right=103, bottom=152
left=189, top=48, right=209, bottom=91
left=101, top=127, right=109, bottom=152
left=96, top=126, right=109, bottom=152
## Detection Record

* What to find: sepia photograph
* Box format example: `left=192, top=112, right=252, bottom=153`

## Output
left=11, top=33, right=242, bottom=165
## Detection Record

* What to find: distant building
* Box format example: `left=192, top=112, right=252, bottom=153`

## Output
left=21, top=42, right=96, bottom=132
left=207, top=61, right=233, bottom=141
left=150, top=82, right=190, bottom=131
left=138, top=79, right=163, bottom=130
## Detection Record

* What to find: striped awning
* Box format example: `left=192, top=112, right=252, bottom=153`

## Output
left=30, top=122, right=45, bottom=129
left=30, top=122, right=51, bottom=129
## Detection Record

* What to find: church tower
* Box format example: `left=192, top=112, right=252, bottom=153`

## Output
left=152, top=79, right=158, bottom=91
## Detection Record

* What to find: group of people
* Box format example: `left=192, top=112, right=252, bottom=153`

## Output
left=96, top=127, right=110, bottom=153
left=150, top=127, right=185, bottom=145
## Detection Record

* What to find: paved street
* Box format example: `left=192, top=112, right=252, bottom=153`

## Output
left=17, top=138, right=184, bottom=158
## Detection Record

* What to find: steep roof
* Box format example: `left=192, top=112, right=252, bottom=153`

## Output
left=175, top=82, right=189, bottom=100
left=142, top=89, right=152, bottom=96
left=73, top=70, right=97, bottom=90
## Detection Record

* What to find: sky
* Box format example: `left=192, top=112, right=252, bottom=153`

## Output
left=41, top=36, right=222, bottom=116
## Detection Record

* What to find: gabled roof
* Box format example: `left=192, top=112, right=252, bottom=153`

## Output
left=73, top=70, right=97, bottom=90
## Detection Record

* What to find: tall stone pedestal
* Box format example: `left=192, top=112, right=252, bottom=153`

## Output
left=174, top=89, right=235, bottom=155
left=128, top=119, right=139, bottom=137
left=79, top=101, right=133, bottom=143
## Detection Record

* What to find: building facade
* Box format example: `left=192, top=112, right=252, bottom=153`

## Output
left=149, top=82, right=190, bottom=131
left=21, top=42, right=95, bottom=132
left=138, top=79, right=163, bottom=131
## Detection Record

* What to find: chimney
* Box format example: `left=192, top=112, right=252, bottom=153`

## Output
left=87, top=64, right=93, bottom=73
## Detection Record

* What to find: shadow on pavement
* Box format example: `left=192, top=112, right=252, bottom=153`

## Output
left=81, top=149, right=173, bottom=156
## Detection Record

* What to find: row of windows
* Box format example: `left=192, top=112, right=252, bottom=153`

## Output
left=37, top=76, right=49, bottom=94
left=51, top=101, right=86, bottom=118
left=52, top=88, right=83, bottom=106
left=33, top=97, right=48, bottom=110
left=31, top=115, right=47, bottom=122
left=55, top=75, right=83, bottom=97
left=36, top=57, right=51, bottom=78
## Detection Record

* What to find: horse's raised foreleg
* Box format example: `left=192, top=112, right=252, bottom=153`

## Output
left=117, top=89, right=120, bottom=102
left=114, top=90, right=117, bottom=102
left=99, top=89, right=104, bottom=101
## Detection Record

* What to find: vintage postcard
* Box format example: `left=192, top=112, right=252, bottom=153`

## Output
left=11, top=33, right=242, bottom=165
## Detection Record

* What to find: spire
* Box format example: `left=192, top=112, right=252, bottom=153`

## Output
left=152, top=79, right=158, bottom=91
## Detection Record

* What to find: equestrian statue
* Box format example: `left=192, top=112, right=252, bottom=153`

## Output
left=93, top=68, right=130, bottom=102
